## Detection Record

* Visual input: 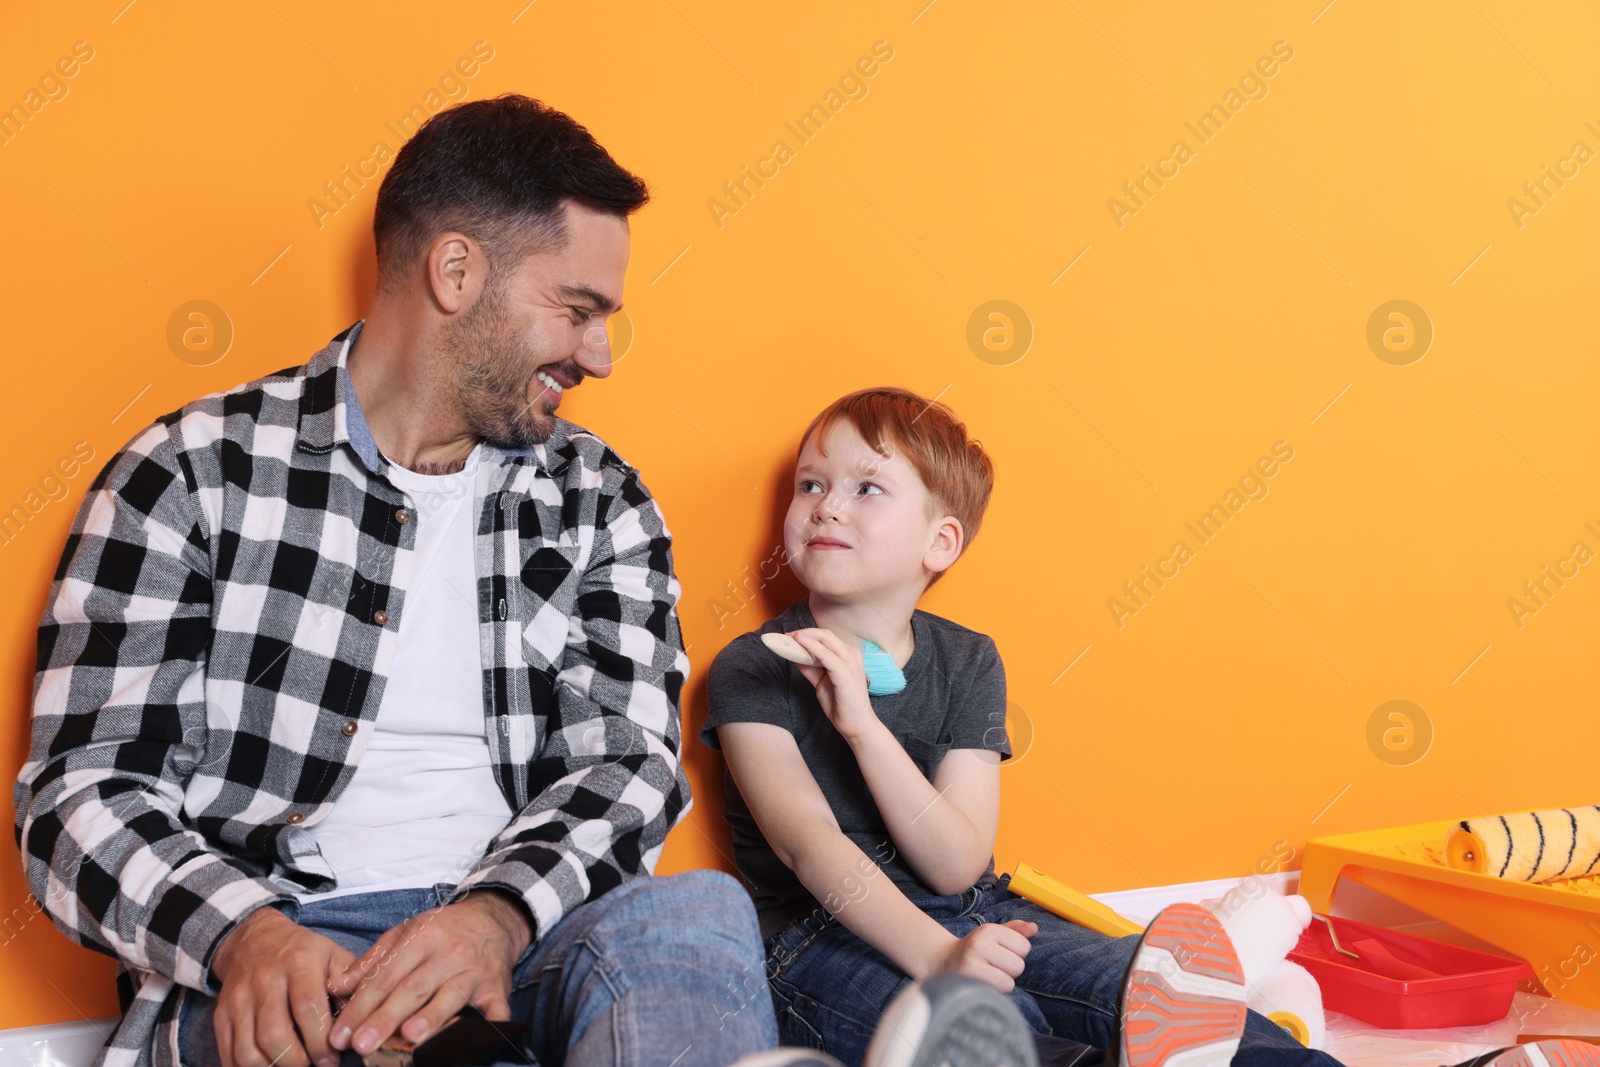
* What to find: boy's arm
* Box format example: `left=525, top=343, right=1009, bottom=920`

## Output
left=848, top=733, right=1000, bottom=895
left=716, top=721, right=958, bottom=980
left=787, top=628, right=999, bottom=896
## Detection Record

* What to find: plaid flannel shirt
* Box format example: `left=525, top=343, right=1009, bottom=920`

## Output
left=12, top=320, right=693, bottom=1067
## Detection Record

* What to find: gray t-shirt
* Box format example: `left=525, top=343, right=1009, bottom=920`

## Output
left=700, top=599, right=1012, bottom=943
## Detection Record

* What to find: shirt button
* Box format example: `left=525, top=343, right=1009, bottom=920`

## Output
left=395, top=508, right=410, bottom=524
left=341, top=721, right=359, bottom=736
left=372, top=609, right=389, bottom=626
left=286, top=812, right=304, bottom=824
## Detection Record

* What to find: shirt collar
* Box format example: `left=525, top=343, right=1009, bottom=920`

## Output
left=297, top=318, right=551, bottom=475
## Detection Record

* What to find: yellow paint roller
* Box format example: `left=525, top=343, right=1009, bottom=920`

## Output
left=1445, top=807, right=1600, bottom=883
left=1006, top=863, right=1144, bottom=937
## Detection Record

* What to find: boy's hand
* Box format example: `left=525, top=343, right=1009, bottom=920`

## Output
left=932, top=920, right=1036, bottom=993
left=788, top=628, right=881, bottom=742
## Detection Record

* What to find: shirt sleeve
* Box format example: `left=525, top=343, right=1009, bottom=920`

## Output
left=946, top=636, right=1013, bottom=760
left=12, top=420, right=292, bottom=996
left=700, top=634, right=795, bottom=750
left=445, top=464, right=693, bottom=950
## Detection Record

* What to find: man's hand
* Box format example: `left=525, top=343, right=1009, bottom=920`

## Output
left=930, top=920, right=1036, bottom=994
left=211, top=905, right=358, bottom=1067
left=788, top=628, right=881, bottom=743
left=325, top=889, right=533, bottom=1057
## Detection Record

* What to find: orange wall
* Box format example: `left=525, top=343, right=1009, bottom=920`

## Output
left=3, top=0, right=1597, bottom=1031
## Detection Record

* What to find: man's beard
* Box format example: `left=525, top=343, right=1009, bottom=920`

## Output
left=445, top=277, right=563, bottom=450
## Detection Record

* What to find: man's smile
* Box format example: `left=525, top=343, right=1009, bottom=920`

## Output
left=533, top=364, right=580, bottom=403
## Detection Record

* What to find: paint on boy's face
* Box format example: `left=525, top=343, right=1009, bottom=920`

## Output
left=785, top=420, right=940, bottom=599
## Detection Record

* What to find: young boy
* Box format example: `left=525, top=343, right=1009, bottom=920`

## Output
left=700, top=388, right=1590, bottom=1067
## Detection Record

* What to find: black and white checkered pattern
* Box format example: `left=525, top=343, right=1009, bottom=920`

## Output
left=12, top=321, right=692, bottom=1067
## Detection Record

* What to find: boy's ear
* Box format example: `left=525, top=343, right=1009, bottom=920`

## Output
left=923, top=515, right=964, bottom=575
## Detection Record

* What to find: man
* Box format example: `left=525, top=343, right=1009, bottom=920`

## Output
left=13, top=94, right=773, bottom=1067
left=14, top=91, right=1087, bottom=1067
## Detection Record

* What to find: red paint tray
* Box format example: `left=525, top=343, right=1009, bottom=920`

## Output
left=1289, top=915, right=1533, bottom=1029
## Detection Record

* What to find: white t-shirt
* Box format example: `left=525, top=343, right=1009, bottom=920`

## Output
left=292, top=441, right=514, bottom=901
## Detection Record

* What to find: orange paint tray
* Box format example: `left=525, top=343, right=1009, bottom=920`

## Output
left=1298, top=819, right=1600, bottom=1008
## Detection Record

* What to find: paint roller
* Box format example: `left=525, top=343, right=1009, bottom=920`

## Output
left=1210, top=875, right=1327, bottom=1051
left=1445, top=807, right=1600, bottom=883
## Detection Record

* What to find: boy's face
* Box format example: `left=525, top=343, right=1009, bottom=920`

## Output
left=785, top=420, right=963, bottom=601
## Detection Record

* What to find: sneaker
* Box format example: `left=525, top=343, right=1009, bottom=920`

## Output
left=1457, top=1041, right=1600, bottom=1067
left=863, top=973, right=1040, bottom=1067
left=1112, top=902, right=1248, bottom=1067
left=726, top=1049, right=849, bottom=1067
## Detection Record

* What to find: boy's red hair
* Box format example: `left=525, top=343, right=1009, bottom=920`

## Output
left=798, top=388, right=996, bottom=585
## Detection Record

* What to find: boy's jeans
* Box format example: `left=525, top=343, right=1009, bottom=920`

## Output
left=764, top=871, right=1345, bottom=1067
left=178, top=869, right=777, bottom=1067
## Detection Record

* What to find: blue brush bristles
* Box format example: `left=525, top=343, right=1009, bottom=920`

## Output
left=860, top=639, right=907, bottom=696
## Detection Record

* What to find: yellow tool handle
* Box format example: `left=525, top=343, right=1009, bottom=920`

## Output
left=1007, top=862, right=1145, bottom=937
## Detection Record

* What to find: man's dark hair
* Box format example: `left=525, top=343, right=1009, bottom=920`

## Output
left=373, top=94, right=650, bottom=294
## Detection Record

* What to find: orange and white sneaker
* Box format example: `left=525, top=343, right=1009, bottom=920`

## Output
left=1113, top=902, right=1248, bottom=1067
left=1461, top=1041, right=1600, bottom=1067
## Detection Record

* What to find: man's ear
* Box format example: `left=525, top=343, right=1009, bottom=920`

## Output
left=924, top=515, right=964, bottom=574
left=426, top=231, right=487, bottom=314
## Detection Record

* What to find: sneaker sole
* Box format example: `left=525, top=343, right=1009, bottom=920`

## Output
left=1490, top=1041, right=1600, bottom=1067
left=1119, top=903, right=1248, bottom=1067
left=728, top=1050, right=848, bottom=1067
left=865, top=974, right=1039, bottom=1067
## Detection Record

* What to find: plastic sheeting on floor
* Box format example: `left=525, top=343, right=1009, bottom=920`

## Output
left=0, top=1016, right=117, bottom=1067
left=1325, top=992, right=1600, bottom=1067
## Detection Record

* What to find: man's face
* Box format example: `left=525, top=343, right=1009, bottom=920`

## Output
left=444, top=199, right=630, bottom=449
left=784, top=420, right=951, bottom=601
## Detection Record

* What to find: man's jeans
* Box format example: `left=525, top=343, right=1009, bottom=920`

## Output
left=764, top=871, right=1345, bottom=1067
left=179, top=869, right=777, bottom=1067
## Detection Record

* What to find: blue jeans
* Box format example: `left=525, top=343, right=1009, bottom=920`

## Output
left=764, top=872, right=1346, bottom=1067
left=179, top=869, right=777, bottom=1067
